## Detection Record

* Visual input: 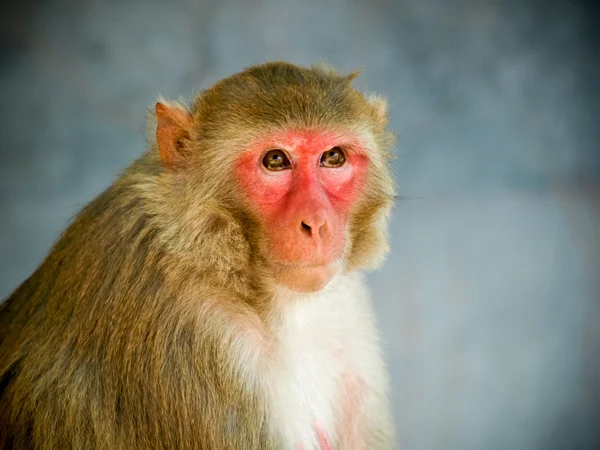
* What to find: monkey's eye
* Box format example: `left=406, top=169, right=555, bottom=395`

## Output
left=320, top=147, right=346, bottom=168
left=262, top=149, right=291, bottom=171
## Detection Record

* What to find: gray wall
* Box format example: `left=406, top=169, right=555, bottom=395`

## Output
left=1, top=1, right=598, bottom=449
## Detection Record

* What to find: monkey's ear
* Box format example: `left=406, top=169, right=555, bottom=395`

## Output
left=366, top=94, right=389, bottom=127
left=155, top=102, right=194, bottom=168
left=345, top=70, right=361, bottom=82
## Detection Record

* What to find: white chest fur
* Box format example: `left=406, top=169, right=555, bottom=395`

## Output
left=264, top=272, right=376, bottom=449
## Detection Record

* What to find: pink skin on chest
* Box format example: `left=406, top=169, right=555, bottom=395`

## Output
left=294, top=425, right=331, bottom=450
left=235, top=129, right=369, bottom=267
left=294, top=371, right=366, bottom=450
left=314, top=424, right=332, bottom=450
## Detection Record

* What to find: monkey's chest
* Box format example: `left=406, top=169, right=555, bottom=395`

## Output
left=269, top=341, right=341, bottom=448
left=265, top=300, right=353, bottom=449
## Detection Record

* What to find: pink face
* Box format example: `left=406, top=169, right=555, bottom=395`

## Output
left=236, top=129, right=369, bottom=292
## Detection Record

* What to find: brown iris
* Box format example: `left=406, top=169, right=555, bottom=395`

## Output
left=320, top=147, right=346, bottom=168
left=262, top=150, right=291, bottom=171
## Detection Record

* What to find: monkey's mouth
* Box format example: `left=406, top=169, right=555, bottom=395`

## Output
left=272, top=261, right=340, bottom=293
left=273, top=260, right=335, bottom=269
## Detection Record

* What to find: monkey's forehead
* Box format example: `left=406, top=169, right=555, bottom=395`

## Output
left=192, top=67, right=374, bottom=131
left=196, top=91, right=369, bottom=128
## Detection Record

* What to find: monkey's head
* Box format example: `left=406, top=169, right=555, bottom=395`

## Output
left=152, top=62, right=395, bottom=293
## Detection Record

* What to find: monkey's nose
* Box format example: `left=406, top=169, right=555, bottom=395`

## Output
left=300, top=215, right=328, bottom=239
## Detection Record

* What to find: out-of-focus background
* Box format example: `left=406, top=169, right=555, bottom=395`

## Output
left=1, top=0, right=598, bottom=448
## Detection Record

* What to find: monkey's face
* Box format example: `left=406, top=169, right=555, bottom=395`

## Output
left=236, top=128, right=369, bottom=293
left=154, top=63, right=395, bottom=293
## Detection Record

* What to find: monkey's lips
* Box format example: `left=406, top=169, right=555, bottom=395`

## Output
left=273, top=262, right=337, bottom=293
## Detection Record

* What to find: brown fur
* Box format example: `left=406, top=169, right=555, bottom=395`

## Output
left=0, top=62, right=395, bottom=449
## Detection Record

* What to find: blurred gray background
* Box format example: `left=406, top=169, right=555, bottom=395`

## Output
left=1, top=0, right=598, bottom=449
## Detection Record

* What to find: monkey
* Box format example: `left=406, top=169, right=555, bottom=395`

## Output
left=0, top=62, right=397, bottom=449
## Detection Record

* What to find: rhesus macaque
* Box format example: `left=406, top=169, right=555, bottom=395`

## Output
left=0, top=62, right=396, bottom=449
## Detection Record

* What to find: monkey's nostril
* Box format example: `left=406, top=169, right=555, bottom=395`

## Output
left=301, top=221, right=312, bottom=235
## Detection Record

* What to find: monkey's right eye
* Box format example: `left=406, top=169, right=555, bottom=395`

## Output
left=262, top=150, right=291, bottom=171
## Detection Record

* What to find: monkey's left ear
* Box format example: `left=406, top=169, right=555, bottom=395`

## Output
left=155, top=102, right=194, bottom=168
left=366, top=94, right=389, bottom=127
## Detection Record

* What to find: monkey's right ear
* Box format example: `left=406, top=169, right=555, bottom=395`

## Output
left=155, top=102, right=194, bottom=168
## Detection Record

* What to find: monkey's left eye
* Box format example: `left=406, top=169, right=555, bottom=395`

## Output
left=320, top=147, right=346, bottom=168
left=262, top=149, right=291, bottom=171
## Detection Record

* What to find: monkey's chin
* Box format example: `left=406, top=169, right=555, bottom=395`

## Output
left=275, top=265, right=336, bottom=293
